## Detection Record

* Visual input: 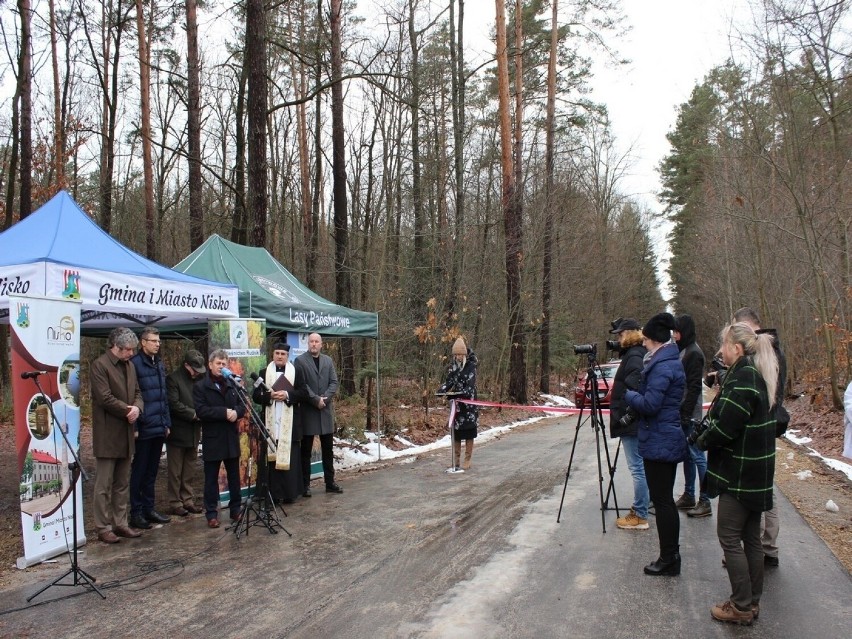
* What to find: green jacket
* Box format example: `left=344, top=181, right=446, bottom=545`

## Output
left=166, top=366, right=201, bottom=449
left=697, top=357, right=776, bottom=512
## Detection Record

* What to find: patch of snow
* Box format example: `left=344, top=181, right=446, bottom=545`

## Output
left=795, top=470, right=813, bottom=480
left=825, top=499, right=839, bottom=512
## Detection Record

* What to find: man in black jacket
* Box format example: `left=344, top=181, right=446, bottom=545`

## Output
left=609, top=318, right=650, bottom=530
left=674, top=315, right=711, bottom=517
left=733, top=307, right=788, bottom=566
left=193, top=349, right=247, bottom=528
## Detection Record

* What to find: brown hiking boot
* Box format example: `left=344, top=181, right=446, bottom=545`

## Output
left=711, top=600, right=754, bottom=626
left=616, top=509, right=649, bottom=530
left=675, top=493, right=696, bottom=510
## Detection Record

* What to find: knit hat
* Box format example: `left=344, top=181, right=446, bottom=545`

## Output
left=452, top=337, right=467, bottom=356
left=642, top=312, right=676, bottom=343
left=184, top=349, right=206, bottom=374
left=609, top=317, right=641, bottom=334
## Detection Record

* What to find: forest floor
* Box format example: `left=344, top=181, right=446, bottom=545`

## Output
left=0, top=384, right=849, bottom=584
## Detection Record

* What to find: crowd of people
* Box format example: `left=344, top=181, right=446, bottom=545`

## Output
left=608, top=307, right=788, bottom=626
left=89, top=330, right=342, bottom=536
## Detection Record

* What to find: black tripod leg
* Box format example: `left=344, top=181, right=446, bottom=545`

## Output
left=557, top=414, right=584, bottom=523
left=602, top=438, right=620, bottom=513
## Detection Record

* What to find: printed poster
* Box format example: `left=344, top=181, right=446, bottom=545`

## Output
left=10, top=296, right=83, bottom=569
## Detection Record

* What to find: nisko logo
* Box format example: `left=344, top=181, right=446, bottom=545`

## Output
left=62, top=270, right=81, bottom=300
left=47, top=315, right=76, bottom=342
left=15, top=302, right=30, bottom=328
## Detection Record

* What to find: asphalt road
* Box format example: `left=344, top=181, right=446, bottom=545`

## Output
left=1, top=415, right=850, bottom=638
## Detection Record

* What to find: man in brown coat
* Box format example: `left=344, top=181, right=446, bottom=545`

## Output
left=90, top=327, right=145, bottom=543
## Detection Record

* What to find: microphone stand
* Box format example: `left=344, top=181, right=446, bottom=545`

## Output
left=26, top=376, right=105, bottom=601
left=436, top=391, right=465, bottom=474
left=224, top=376, right=291, bottom=538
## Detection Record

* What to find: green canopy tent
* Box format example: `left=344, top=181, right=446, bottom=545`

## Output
left=174, top=234, right=384, bottom=458
left=175, top=234, right=378, bottom=338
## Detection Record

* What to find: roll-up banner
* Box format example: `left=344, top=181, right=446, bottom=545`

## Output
left=10, top=296, right=83, bottom=569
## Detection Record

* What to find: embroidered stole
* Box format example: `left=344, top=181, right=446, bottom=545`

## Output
left=265, top=361, right=294, bottom=469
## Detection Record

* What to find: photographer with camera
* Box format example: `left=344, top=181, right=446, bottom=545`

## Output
left=673, top=314, right=711, bottom=518
left=624, top=312, right=687, bottom=577
left=692, top=322, right=778, bottom=625
left=607, top=318, right=650, bottom=531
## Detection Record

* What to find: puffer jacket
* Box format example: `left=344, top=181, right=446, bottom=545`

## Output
left=609, top=332, right=647, bottom=438
left=625, top=342, right=687, bottom=463
left=130, top=352, right=171, bottom=440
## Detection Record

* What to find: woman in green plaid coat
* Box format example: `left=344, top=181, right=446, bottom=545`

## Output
left=696, top=322, right=778, bottom=626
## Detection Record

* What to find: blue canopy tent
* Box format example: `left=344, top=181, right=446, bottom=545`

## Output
left=0, top=191, right=239, bottom=332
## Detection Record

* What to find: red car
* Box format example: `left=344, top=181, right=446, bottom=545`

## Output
left=574, top=362, right=619, bottom=408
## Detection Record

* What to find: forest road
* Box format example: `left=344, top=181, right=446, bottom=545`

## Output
left=0, top=415, right=850, bottom=638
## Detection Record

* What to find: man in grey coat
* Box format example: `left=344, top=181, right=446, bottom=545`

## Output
left=295, top=333, right=342, bottom=495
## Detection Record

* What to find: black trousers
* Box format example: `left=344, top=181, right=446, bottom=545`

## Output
left=130, top=436, right=165, bottom=517
left=301, top=433, right=335, bottom=488
left=644, top=459, right=680, bottom=561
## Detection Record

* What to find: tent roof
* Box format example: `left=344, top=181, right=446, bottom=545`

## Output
left=175, top=235, right=378, bottom=338
left=0, top=191, right=238, bottom=330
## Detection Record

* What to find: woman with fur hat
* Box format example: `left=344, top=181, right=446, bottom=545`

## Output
left=608, top=318, right=650, bottom=531
left=438, top=337, right=479, bottom=470
left=625, top=312, right=687, bottom=576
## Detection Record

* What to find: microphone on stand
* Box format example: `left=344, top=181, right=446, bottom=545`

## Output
left=221, top=367, right=243, bottom=384
left=21, top=371, right=48, bottom=379
left=249, top=372, right=269, bottom=392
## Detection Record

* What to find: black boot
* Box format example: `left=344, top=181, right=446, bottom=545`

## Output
left=644, top=553, right=681, bottom=576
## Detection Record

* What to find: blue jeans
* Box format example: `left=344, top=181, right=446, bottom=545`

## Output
left=620, top=435, right=649, bottom=518
left=682, top=442, right=709, bottom=501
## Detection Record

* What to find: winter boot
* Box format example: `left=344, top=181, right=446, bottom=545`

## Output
left=463, top=440, right=474, bottom=470
left=453, top=441, right=461, bottom=469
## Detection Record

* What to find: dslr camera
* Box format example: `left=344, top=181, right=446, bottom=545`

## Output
left=573, top=343, right=597, bottom=355
left=704, top=355, right=728, bottom=387
left=687, top=415, right=711, bottom=445
left=617, top=407, right=638, bottom=428
left=606, top=339, right=620, bottom=351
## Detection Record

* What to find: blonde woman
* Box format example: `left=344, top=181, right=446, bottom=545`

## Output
left=695, top=322, right=778, bottom=626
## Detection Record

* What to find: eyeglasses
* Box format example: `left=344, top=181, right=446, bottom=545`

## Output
left=143, top=338, right=161, bottom=344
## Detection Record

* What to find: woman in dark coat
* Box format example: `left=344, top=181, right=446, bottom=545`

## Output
left=696, top=322, right=778, bottom=626
left=608, top=318, right=649, bottom=529
left=625, top=312, right=687, bottom=576
left=438, top=337, right=478, bottom=470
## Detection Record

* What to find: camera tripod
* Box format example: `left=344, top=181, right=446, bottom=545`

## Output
left=227, top=379, right=291, bottom=539
left=557, top=354, right=620, bottom=533
left=26, top=377, right=104, bottom=601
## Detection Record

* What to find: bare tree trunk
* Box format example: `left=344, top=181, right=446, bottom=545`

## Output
left=291, top=0, right=313, bottom=283
left=246, top=0, right=267, bottom=248
left=540, top=0, right=557, bottom=393
left=18, top=0, right=33, bottom=218
left=408, top=0, right=425, bottom=313
left=48, top=0, right=64, bottom=188
left=135, top=0, right=155, bottom=258
left=496, top=0, right=526, bottom=402
left=231, top=61, right=248, bottom=243
left=330, top=0, right=355, bottom=395
left=185, top=0, right=203, bottom=249
left=446, top=0, right=465, bottom=327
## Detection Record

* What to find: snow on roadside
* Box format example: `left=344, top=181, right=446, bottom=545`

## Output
left=785, top=429, right=852, bottom=482
left=333, top=394, right=571, bottom=471
left=333, top=403, right=852, bottom=484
